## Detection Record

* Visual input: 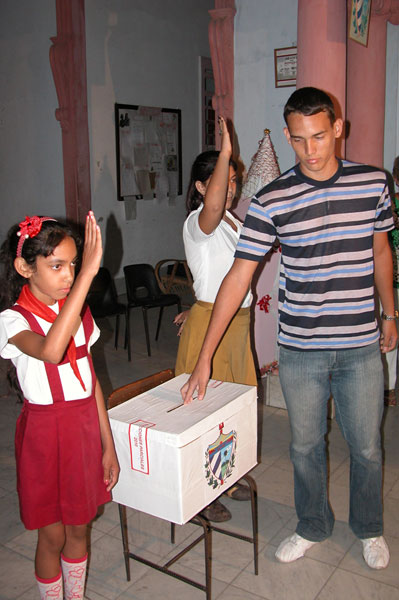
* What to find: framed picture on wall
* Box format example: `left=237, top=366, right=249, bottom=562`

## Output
left=115, top=104, right=182, bottom=201
left=274, top=47, right=297, bottom=88
left=349, top=0, right=371, bottom=47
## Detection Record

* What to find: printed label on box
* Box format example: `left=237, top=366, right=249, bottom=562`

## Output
left=128, top=420, right=155, bottom=474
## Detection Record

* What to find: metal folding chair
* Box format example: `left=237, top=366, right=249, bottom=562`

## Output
left=123, top=264, right=182, bottom=359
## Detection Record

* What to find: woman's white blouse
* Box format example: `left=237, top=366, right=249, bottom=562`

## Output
left=183, top=206, right=252, bottom=307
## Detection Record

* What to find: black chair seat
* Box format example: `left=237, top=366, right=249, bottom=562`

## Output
left=132, top=294, right=180, bottom=309
left=90, top=301, right=126, bottom=319
left=124, top=264, right=182, bottom=360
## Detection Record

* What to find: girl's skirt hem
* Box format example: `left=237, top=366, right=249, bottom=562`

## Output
left=15, top=397, right=111, bottom=530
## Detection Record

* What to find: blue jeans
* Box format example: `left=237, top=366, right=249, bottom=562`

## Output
left=279, top=342, right=384, bottom=541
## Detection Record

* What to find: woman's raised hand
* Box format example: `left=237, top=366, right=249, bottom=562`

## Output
left=80, top=211, right=103, bottom=278
left=218, top=116, right=232, bottom=157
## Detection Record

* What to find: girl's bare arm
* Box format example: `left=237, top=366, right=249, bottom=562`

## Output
left=94, top=378, right=120, bottom=492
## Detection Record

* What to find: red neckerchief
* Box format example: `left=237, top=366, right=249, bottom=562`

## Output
left=16, top=284, right=86, bottom=391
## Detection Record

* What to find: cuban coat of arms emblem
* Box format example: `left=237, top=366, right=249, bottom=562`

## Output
left=205, top=422, right=237, bottom=489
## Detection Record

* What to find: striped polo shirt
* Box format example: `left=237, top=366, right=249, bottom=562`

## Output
left=235, top=159, right=394, bottom=350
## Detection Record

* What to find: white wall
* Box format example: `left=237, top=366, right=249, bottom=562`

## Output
left=234, top=0, right=298, bottom=176
left=0, top=0, right=64, bottom=243
left=0, top=0, right=211, bottom=286
left=85, top=0, right=213, bottom=280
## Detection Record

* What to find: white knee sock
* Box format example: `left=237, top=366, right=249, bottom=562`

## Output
left=61, top=553, right=88, bottom=600
left=35, top=571, right=63, bottom=599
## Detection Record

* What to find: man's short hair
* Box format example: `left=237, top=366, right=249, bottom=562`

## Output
left=284, top=87, right=336, bottom=126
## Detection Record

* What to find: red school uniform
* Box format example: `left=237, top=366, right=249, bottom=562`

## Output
left=11, top=304, right=110, bottom=530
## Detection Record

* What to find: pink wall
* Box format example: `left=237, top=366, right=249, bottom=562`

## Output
left=209, top=0, right=236, bottom=150
left=297, top=0, right=347, bottom=157
left=346, top=2, right=399, bottom=167
left=235, top=196, right=281, bottom=370
left=296, top=0, right=399, bottom=168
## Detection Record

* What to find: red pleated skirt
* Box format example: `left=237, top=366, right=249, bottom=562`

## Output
left=15, top=396, right=111, bottom=530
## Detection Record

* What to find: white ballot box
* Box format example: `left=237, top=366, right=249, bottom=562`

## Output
left=109, top=374, right=257, bottom=525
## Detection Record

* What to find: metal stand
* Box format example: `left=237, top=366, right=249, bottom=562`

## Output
left=209, top=474, right=258, bottom=576
left=117, top=473, right=258, bottom=599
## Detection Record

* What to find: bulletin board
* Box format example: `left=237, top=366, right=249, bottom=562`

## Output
left=115, top=103, right=182, bottom=201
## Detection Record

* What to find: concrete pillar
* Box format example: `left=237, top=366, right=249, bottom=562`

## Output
left=297, top=0, right=347, bottom=156
left=209, top=0, right=236, bottom=150
left=346, top=0, right=399, bottom=167
left=49, top=0, right=91, bottom=224
left=346, top=14, right=387, bottom=167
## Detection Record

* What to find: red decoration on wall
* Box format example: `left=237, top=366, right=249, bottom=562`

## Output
left=49, top=0, right=91, bottom=225
left=257, top=294, right=272, bottom=313
left=260, top=360, right=279, bottom=377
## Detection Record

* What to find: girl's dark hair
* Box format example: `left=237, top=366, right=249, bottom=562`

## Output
left=186, top=150, right=237, bottom=214
left=0, top=218, right=80, bottom=401
left=0, top=218, right=81, bottom=311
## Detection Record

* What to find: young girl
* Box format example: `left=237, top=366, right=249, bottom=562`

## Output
left=175, top=117, right=256, bottom=521
left=0, top=212, right=119, bottom=600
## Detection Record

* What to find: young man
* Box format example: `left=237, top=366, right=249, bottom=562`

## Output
left=182, top=87, right=397, bottom=569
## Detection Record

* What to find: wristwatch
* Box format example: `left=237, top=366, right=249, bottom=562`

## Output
left=381, top=311, right=399, bottom=321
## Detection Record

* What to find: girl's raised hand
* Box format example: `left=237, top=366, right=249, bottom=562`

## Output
left=218, top=116, right=232, bottom=157
left=80, top=211, right=103, bottom=278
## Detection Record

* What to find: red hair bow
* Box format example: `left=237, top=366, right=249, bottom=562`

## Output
left=16, top=216, right=55, bottom=257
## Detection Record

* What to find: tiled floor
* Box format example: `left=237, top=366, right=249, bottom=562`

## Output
left=1, top=306, right=399, bottom=599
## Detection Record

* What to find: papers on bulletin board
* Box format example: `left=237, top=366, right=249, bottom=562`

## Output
left=115, top=104, right=182, bottom=202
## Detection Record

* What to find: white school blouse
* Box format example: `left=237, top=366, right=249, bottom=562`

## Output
left=0, top=302, right=99, bottom=404
left=183, top=206, right=252, bottom=307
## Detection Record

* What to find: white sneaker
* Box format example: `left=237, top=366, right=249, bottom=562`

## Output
left=361, top=536, right=390, bottom=569
left=275, top=533, right=318, bottom=563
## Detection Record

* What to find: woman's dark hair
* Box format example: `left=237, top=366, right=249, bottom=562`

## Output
left=393, top=156, right=399, bottom=182
left=284, top=87, right=336, bottom=126
left=0, top=218, right=81, bottom=311
left=186, top=150, right=237, bottom=214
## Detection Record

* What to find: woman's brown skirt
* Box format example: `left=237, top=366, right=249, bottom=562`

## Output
left=175, top=301, right=256, bottom=385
